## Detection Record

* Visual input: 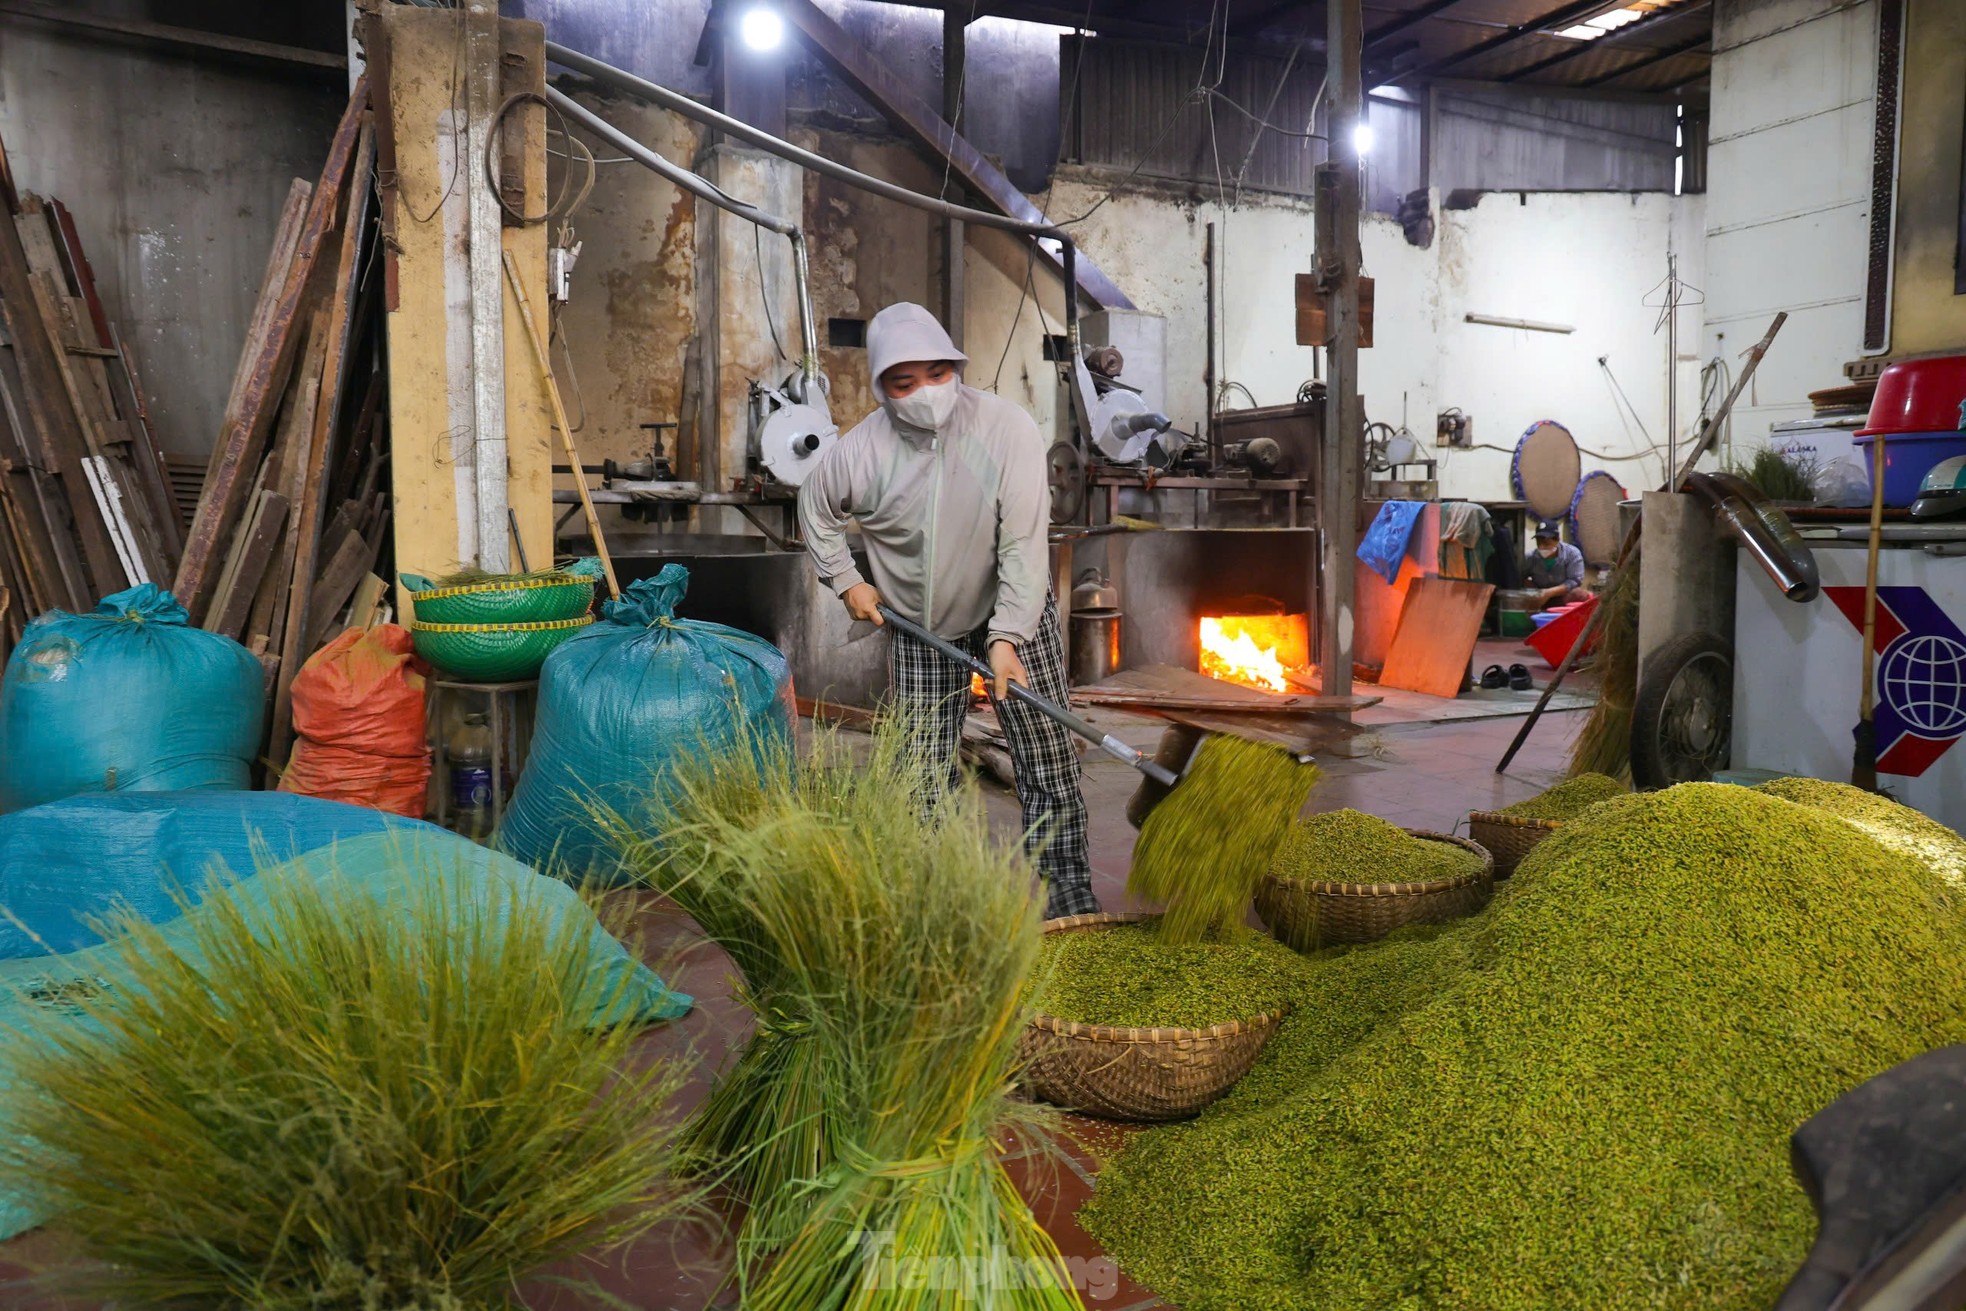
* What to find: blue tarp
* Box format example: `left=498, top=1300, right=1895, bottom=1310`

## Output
left=1357, top=500, right=1428, bottom=585
left=0, top=792, right=421, bottom=959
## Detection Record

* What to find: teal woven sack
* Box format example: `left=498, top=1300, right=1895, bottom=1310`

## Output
left=0, top=585, right=264, bottom=814
left=496, top=565, right=795, bottom=882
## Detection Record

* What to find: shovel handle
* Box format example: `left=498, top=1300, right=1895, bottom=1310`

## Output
left=877, top=604, right=1178, bottom=788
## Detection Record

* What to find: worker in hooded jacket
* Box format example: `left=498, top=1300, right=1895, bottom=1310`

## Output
left=797, top=301, right=1099, bottom=920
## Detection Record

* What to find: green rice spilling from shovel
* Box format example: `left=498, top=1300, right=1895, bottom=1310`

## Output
left=1128, top=736, right=1319, bottom=942
left=1081, top=783, right=1966, bottom=1310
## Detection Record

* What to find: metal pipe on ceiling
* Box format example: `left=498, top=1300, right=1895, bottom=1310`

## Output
left=546, top=86, right=821, bottom=400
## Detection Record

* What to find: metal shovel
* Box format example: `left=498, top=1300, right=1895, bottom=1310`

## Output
left=876, top=605, right=1178, bottom=790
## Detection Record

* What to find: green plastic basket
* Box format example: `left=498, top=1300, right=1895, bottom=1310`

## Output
left=407, top=573, right=596, bottom=625
left=410, top=616, right=593, bottom=682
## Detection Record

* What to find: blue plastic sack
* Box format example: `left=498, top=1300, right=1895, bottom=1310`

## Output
left=1357, top=500, right=1428, bottom=585
left=0, top=826, right=692, bottom=1240
left=0, top=792, right=422, bottom=960
left=497, top=564, right=796, bottom=881
left=0, top=585, right=264, bottom=813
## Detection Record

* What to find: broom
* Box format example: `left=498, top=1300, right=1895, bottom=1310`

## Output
left=1566, top=560, right=1640, bottom=781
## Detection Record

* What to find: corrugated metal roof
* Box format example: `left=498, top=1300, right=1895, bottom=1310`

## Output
left=891, top=0, right=1714, bottom=96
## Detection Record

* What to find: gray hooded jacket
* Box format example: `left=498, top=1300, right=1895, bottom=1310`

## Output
left=797, top=302, right=1050, bottom=644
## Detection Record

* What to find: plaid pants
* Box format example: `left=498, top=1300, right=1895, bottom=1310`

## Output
left=888, top=594, right=1099, bottom=920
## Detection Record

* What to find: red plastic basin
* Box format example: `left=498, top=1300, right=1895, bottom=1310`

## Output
left=1525, top=594, right=1600, bottom=669
left=1861, top=356, right=1966, bottom=435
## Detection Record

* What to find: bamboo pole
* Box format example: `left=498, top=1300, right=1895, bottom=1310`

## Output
left=500, top=249, right=618, bottom=599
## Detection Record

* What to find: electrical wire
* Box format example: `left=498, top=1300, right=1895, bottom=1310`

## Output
left=399, top=4, right=468, bottom=225
left=755, top=223, right=787, bottom=364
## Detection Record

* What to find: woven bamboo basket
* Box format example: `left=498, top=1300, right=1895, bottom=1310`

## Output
left=1465, top=810, right=1562, bottom=878
left=1256, top=830, right=1494, bottom=951
left=409, top=616, right=593, bottom=682
left=1017, top=912, right=1284, bottom=1123
left=407, top=573, right=596, bottom=625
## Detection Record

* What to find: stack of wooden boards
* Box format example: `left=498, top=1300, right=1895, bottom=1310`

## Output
left=0, top=132, right=182, bottom=656
left=0, top=78, right=389, bottom=776
left=171, top=78, right=391, bottom=764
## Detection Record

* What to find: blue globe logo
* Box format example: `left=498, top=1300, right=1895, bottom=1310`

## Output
left=1881, top=633, right=1966, bottom=737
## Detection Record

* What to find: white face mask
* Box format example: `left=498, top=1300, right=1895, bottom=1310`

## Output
left=1537, top=543, right=1558, bottom=558
left=888, top=376, right=959, bottom=432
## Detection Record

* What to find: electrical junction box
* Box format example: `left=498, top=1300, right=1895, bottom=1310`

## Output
left=1437, top=409, right=1473, bottom=447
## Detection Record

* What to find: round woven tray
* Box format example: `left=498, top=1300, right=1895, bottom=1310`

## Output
left=409, top=573, right=596, bottom=625
left=1256, top=830, right=1494, bottom=951
left=1465, top=810, right=1562, bottom=879
left=1017, top=913, right=1284, bottom=1123
left=410, top=615, right=593, bottom=682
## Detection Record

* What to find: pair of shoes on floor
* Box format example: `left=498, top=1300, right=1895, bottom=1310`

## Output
left=1480, top=663, right=1534, bottom=691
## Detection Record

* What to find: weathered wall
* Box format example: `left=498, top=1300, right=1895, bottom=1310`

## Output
left=962, top=174, right=1702, bottom=503
left=556, top=104, right=1703, bottom=509
left=1703, top=0, right=1877, bottom=441
left=0, top=21, right=343, bottom=460
left=1887, top=0, right=1966, bottom=355
left=550, top=93, right=702, bottom=474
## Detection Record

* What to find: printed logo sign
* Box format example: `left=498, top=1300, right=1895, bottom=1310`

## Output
left=1825, top=585, right=1966, bottom=777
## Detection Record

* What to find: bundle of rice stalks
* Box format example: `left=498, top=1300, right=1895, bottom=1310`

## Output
left=1567, top=558, right=1639, bottom=779
left=1128, top=735, right=1320, bottom=942
left=0, top=840, right=697, bottom=1309
left=1730, top=446, right=1818, bottom=503
left=613, top=725, right=1081, bottom=1308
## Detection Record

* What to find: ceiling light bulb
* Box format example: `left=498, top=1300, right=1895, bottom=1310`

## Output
left=1352, top=122, right=1375, bottom=157
left=739, top=6, right=784, bottom=52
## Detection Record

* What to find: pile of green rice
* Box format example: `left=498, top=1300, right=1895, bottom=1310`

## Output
left=1026, top=921, right=1308, bottom=1029
left=1270, top=809, right=1483, bottom=885
left=1082, top=783, right=1966, bottom=1310
left=1756, top=776, right=1966, bottom=890
left=1496, top=770, right=1627, bottom=822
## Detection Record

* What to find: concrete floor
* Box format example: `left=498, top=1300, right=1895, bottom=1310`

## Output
left=0, top=661, right=1589, bottom=1310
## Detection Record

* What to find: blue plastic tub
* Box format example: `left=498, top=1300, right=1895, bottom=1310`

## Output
left=1852, top=431, right=1966, bottom=507
left=1530, top=611, right=1560, bottom=630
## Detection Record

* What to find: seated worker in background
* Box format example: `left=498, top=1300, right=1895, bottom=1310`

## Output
left=796, top=301, right=1099, bottom=921
left=1524, top=521, right=1590, bottom=609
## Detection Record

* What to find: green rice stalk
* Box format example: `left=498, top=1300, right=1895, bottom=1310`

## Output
left=1729, top=447, right=1818, bottom=503
left=0, top=858, right=699, bottom=1310
left=1567, top=558, right=1638, bottom=780
left=1128, top=736, right=1320, bottom=942
left=609, top=722, right=1081, bottom=1306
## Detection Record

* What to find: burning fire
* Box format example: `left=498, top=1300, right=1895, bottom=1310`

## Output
left=1199, top=613, right=1310, bottom=693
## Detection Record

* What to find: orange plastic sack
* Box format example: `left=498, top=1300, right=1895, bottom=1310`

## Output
left=278, top=625, right=431, bottom=818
